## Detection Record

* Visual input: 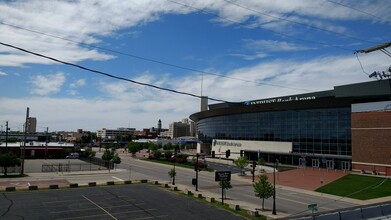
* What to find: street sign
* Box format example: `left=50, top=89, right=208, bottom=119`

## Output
left=215, top=171, right=231, bottom=182
left=308, top=203, right=318, bottom=212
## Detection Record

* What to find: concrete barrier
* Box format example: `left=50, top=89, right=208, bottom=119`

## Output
left=381, top=203, right=391, bottom=216
left=229, top=204, right=240, bottom=210
left=49, top=185, right=59, bottom=189
left=314, top=212, right=339, bottom=220
left=5, top=187, right=15, bottom=192
left=195, top=193, right=203, bottom=198
left=206, top=197, right=215, bottom=203
left=185, top=189, right=192, bottom=195
left=28, top=186, right=38, bottom=190
left=247, top=210, right=259, bottom=217
left=88, top=182, right=96, bottom=187
left=339, top=208, right=363, bottom=220
left=361, top=206, right=382, bottom=219
left=69, top=183, right=78, bottom=188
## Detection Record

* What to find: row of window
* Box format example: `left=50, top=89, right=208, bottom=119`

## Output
left=197, top=108, right=352, bottom=156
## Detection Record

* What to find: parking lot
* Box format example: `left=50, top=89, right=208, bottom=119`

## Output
left=0, top=184, right=245, bottom=220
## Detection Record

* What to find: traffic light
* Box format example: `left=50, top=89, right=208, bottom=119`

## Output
left=211, top=151, right=215, bottom=158
left=225, top=149, right=230, bottom=158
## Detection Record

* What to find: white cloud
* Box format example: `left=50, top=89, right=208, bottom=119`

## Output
left=0, top=0, right=389, bottom=68
left=230, top=52, right=268, bottom=60
left=0, top=51, right=388, bottom=131
left=70, top=79, right=86, bottom=88
left=30, top=72, right=66, bottom=96
left=0, top=71, right=7, bottom=76
left=243, top=39, right=312, bottom=52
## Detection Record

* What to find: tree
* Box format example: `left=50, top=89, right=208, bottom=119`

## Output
left=218, top=180, right=232, bottom=199
left=234, top=156, right=249, bottom=175
left=164, top=150, right=173, bottom=160
left=0, top=152, right=21, bottom=176
left=253, top=174, right=274, bottom=210
left=168, top=168, right=176, bottom=184
left=112, top=153, right=121, bottom=169
left=128, top=142, right=139, bottom=156
left=102, top=149, right=113, bottom=172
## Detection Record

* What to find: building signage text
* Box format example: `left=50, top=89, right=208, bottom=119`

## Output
left=213, top=140, right=242, bottom=147
left=244, top=95, right=316, bottom=106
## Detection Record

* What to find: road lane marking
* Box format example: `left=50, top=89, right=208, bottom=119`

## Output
left=82, top=195, right=117, bottom=220
left=112, top=176, right=124, bottom=181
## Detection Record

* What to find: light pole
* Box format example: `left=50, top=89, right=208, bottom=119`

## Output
left=172, top=145, right=179, bottom=185
left=272, top=159, right=277, bottom=215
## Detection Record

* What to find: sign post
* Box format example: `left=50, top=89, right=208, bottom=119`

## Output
left=215, top=171, right=231, bottom=205
left=308, top=203, right=318, bottom=214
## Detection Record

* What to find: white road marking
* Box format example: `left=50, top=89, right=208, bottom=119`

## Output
left=112, top=176, right=124, bottom=181
left=82, top=195, right=117, bottom=220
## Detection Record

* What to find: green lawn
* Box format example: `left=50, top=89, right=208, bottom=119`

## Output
left=315, top=174, right=391, bottom=200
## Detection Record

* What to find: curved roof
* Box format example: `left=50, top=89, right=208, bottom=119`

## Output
left=190, top=80, right=391, bottom=122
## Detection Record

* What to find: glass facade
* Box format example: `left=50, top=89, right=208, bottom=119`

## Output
left=197, top=107, right=352, bottom=157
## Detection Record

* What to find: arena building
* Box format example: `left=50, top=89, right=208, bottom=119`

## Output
left=190, top=80, right=391, bottom=175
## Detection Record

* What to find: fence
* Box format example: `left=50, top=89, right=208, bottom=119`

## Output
left=41, top=157, right=113, bottom=173
left=0, top=166, right=21, bottom=174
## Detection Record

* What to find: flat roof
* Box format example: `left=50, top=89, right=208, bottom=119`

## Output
left=190, top=80, right=391, bottom=121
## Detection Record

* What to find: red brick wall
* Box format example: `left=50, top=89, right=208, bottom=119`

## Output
left=352, top=111, right=391, bottom=174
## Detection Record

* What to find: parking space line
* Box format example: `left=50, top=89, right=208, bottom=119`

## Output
left=55, top=213, right=110, bottom=220
left=82, top=195, right=117, bottom=220
left=133, top=215, right=168, bottom=220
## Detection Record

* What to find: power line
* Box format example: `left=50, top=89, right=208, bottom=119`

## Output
left=325, top=0, right=391, bottom=24
left=0, top=41, right=230, bottom=103
left=0, top=21, right=310, bottom=92
left=223, top=0, right=377, bottom=44
left=355, top=53, right=370, bottom=76
left=167, top=0, right=353, bottom=52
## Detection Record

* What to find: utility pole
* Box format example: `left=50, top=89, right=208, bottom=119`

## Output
left=21, top=107, right=29, bottom=175
left=45, top=127, right=48, bottom=159
left=355, top=42, right=391, bottom=80
left=5, top=121, right=9, bottom=150
left=195, top=153, right=199, bottom=191
left=355, top=42, right=391, bottom=56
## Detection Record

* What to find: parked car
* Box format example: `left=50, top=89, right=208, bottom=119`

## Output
left=66, top=153, right=79, bottom=159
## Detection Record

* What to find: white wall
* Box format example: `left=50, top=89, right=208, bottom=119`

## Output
left=211, top=139, right=292, bottom=160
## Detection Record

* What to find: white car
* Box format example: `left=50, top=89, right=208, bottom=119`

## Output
left=66, top=153, right=79, bottom=159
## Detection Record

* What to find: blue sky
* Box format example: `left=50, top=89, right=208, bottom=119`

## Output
left=0, top=0, right=390, bottom=132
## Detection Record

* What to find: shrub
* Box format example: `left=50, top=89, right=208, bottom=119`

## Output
left=152, top=150, right=162, bottom=159
left=164, top=150, right=173, bottom=160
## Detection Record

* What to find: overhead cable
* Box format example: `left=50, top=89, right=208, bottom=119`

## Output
left=223, top=0, right=377, bottom=44
left=167, top=0, right=353, bottom=52
left=325, top=0, right=391, bottom=24
left=0, top=21, right=310, bottom=92
left=0, top=41, right=231, bottom=103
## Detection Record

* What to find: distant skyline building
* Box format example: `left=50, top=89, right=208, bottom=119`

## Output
left=157, top=119, right=162, bottom=135
left=96, top=127, right=136, bottom=141
left=26, top=117, right=37, bottom=133
left=168, top=121, right=191, bottom=139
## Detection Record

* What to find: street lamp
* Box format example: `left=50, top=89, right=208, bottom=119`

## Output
left=272, top=159, right=278, bottom=215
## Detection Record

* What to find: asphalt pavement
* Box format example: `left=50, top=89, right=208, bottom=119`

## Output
left=0, top=184, right=246, bottom=220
